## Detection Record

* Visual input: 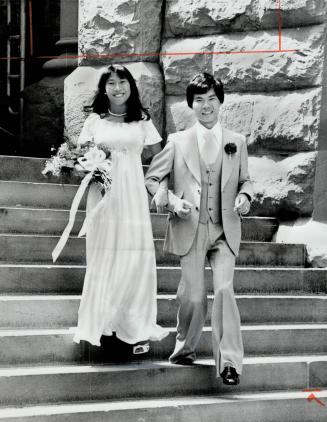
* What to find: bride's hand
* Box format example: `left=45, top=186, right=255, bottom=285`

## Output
left=151, top=187, right=168, bottom=214
left=73, top=166, right=89, bottom=178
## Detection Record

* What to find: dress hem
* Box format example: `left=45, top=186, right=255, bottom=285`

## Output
left=73, top=326, right=169, bottom=347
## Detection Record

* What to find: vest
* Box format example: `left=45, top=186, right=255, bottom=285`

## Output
left=199, top=146, right=223, bottom=225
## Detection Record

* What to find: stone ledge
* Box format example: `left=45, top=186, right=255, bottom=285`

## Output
left=275, top=219, right=327, bottom=268
left=250, top=152, right=317, bottom=218
left=165, top=0, right=327, bottom=37
left=161, top=24, right=326, bottom=95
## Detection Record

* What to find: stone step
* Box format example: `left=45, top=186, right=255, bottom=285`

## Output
left=0, top=235, right=306, bottom=267
left=0, top=356, right=325, bottom=406
left=0, top=179, right=155, bottom=210
left=0, top=295, right=326, bottom=329
left=0, top=325, right=326, bottom=365
left=0, top=181, right=84, bottom=210
left=0, top=174, right=272, bottom=232
left=1, top=390, right=326, bottom=422
left=0, top=180, right=265, bottom=225
left=0, top=156, right=49, bottom=184
left=0, top=155, right=150, bottom=184
left=1, top=265, right=326, bottom=295
left=0, top=207, right=278, bottom=242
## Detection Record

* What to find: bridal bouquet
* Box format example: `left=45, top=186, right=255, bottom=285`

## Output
left=42, top=139, right=112, bottom=193
left=42, top=139, right=112, bottom=263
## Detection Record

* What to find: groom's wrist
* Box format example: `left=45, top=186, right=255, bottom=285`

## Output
left=239, top=192, right=251, bottom=202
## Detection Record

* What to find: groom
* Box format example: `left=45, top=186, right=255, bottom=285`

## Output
left=145, top=72, right=253, bottom=385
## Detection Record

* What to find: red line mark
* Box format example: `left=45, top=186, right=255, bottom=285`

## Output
left=303, top=389, right=326, bottom=407
left=28, top=0, right=33, bottom=56
left=0, top=49, right=298, bottom=61
left=0, top=0, right=295, bottom=61
left=307, top=394, right=325, bottom=407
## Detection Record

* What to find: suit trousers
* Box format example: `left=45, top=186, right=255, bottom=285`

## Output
left=169, top=220, right=244, bottom=376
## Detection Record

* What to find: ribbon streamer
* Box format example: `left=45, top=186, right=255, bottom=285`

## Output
left=78, top=192, right=107, bottom=238
left=52, top=147, right=111, bottom=263
left=52, top=171, right=94, bottom=263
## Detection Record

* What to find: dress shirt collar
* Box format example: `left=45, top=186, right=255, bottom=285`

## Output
left=196, top=120, right=222, bottom=144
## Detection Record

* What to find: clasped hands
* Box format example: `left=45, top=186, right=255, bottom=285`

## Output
left=173, top=198, right=193, bottom=219
left=151, top=189, right=251, bottom=218
left=173, top=193, right=251, bottom=220
left=151, top=188, right=192, bottom=218
left=151, top=186, right=169, bottom=214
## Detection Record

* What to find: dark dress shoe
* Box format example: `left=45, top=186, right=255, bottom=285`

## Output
left=220, top=366, right=240, bottom=385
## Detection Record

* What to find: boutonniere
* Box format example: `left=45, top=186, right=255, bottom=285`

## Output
left=224, top=142, right=237, bottom=160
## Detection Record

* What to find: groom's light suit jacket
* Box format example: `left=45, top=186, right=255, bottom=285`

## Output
left=145, top=124, right=254, bottom=257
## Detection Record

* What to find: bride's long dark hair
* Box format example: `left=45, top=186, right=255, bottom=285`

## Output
left=87, top=64, right=150, bottom=122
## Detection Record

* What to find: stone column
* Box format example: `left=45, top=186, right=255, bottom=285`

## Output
left=313, top=28, right=327, bottom=222
left=43, top=0, right=78, bottom=76
left=22, top=0, right=79, bottom=157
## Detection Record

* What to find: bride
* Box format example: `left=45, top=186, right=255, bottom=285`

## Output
left=73, top=64, right=168, bottom=353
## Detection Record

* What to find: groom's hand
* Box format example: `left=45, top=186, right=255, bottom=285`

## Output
left=174, top=199, right=193, bottom=219
left=234, top=193, right=251, bottom=215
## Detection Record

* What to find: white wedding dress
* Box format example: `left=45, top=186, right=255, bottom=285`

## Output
left=73, top=113, right=167, bottom=346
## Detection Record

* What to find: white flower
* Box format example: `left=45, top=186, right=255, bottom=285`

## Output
left=76, top=147, right=107, bottom=172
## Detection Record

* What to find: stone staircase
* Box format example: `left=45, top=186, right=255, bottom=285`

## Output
left=0, top=155, right=326, bottom=421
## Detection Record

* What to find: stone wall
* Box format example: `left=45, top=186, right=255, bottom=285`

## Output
left=65, top=0, right=327, bottom=219
left=79, top=0, right=163, bottom=65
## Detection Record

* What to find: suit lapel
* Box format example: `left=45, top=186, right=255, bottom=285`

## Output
left=221, top=127, right=237, bottom=190
left=178, top=125, right=201, bottom=185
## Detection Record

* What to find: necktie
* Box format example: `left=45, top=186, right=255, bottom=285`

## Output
left=200, top=130, right=218, bottom=165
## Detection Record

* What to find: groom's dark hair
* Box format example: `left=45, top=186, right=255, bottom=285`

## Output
left=186, top=72, right=224, bottom=108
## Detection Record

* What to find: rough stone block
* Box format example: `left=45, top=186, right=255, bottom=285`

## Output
left=166, top=88, right=321, bottom=153
left=65, top=62, right=164, bottom=143
left=250, top=152, right=316, bottom=218
left=161, top=25, right=325, bottom=95
left=165, top=0, right=327, bottom=37
left=79, top=0, right=163, bottom=64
